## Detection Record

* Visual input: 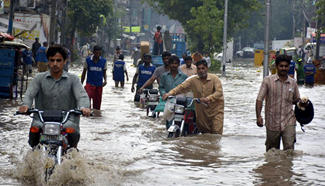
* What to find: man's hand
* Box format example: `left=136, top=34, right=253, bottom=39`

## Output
left=256, top=116, right=263, bottom=127
left=81, top=107, right=91, bottom=117
left=162, top=93, right=171, bottom=100
left=297, top=96, right=309, bottom=111
left=200, top=97, right=211, bottom=105
left=126, top=77, right=129, bottom=81
left=18, top=105, right=29, bottom=113
left=137, top=87, right=143, bottom=94
left=131, top=86, right=135, bottom=93
left=103, top=80, right=107, bottom=87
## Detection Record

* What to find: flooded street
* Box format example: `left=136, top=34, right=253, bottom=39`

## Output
left=1, top=57, right=325, bottom=186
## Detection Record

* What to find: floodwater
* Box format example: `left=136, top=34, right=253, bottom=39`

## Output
left=0, top=58, right=324, bottom=186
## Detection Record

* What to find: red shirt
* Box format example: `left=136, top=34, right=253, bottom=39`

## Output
left=154, top=31, right=163, bottom=44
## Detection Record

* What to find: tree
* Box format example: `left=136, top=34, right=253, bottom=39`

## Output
left=65, top=0, right=115, bottom=60
left=316, top=0, right=325, bottom=32
left=145, top=0, right=259, bottom=54
left=67, top=0, right=114, bottom=36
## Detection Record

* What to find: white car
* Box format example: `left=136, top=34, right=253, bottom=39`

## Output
left=213, top=52, right=231, bottom=63
left=236, top=47, right=254, bottom=58
left=214, top=53, right=223, bottom=61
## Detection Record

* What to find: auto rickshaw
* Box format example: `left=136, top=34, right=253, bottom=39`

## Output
left=0, top=33, right=30, bottom=99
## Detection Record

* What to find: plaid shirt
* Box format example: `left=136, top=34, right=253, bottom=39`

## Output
left=257, top=74, right=300, bottom=131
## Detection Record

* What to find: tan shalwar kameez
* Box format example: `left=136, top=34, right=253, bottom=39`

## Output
left=168, top=73, right=224, bottom=134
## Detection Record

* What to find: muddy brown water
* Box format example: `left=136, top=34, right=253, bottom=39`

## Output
left=0, top=58, right=324, bottom=185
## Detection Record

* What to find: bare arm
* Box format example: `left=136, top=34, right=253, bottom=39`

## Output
left=255, top=100, right=263, bottom=127
left=139, top=75, right=156, bottom=90
left=125, top=70, right=129, bottom=81
left=163, top=78, right=192, bottom=100
left=131, top=73, right=138, bottom=92
left=81, top=68, right=87, bottom=84
left=103, top=69, right=107, bottom=86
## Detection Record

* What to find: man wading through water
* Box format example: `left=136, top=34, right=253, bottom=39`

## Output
left=163, top=60, right=224, bottom=134
left=256, top=54, right=303, bottom=151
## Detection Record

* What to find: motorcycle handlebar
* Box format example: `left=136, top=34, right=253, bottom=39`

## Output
left=15, top=109, right=83, bottom=119
left=15, top=108, right=39, bottom=115
left=167, top=97, right=208, bottom=107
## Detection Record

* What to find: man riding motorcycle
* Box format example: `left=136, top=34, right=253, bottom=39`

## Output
left=18, top=45, right=91, bottom=148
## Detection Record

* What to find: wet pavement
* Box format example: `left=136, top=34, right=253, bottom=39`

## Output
left=0, top=58, right=325, bottom=185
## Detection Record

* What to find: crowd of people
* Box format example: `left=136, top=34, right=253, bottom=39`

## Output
left=269, top=48, right=317, bottom=88
left=18, top=42, right=312, bottom=153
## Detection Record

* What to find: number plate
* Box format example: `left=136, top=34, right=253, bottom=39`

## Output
left=168, top=125, right=178, bottom=132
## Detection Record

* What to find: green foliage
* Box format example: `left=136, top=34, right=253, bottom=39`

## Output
left=145, top=0, right=259, bottom=55
left=209, top=58, right=221, bottom=73
left=67, top=0, right=114, bottom=37
left=236, top=0, right=318, bottom=47
left=316, top=0, right=325, bottom=32
left=187, top=0, right=223, bottom=54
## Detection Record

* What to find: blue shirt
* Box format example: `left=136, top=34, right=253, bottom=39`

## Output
left=113, top=60, right=126, bottom=81
left=159, top=71, right=187, bottom=95
left=22, top=50, right=33, bottom=65
left=304, top=63, right=316, bottom=83
left=86, top=56, right=107, bottom=86
left=36, top=46, right=48, bottom=62
left=137, top=64, right=156, bottom=88
left=288, top=60, right=295, bottom=75
left=180, top=58, right=185, bottom=65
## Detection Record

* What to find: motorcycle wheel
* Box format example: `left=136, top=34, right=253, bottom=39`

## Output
left=45, top=167, right=54, bottom=182
left=146, top=107, right=149, bottom=116
left=167, top=130, right=180, bottom=138
left=151, top=111, right=156, bottom=118
left=167, top=132, right=175, bottom=138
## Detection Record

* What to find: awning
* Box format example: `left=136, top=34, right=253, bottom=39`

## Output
left=0, top=40, right=30, bottom=49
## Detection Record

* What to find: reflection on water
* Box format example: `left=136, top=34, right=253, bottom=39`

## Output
left=168, top=134, right=222, bottom=167
left=254, top=149, right=302, bottom=186
left=1, top=59, right=325, bottom=185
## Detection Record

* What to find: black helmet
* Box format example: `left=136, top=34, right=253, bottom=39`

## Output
left=295, top=100, right=314, bottom=126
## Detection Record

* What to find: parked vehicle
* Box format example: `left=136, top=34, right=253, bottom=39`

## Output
left=236, top=47, right=255, bottom=58
left=0, top=38, right=29, bottom=99
left=15, top=109, right=82, bottom=182
left=166, top=96, right=206, bottom=138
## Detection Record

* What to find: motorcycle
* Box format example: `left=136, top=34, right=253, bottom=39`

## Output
left=166, top=96, right=206, bottom=138
left=15, top=109, right=82, bottom=182
left=144, top=89, right=159, bottom=118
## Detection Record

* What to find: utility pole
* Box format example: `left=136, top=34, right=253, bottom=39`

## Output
left=263, top=0, right=271, bottom=78
left=222, top=0, right=228, bottom=77
left=129, top=0, right=132, bottom=35
left=60, top=0, right=68, bottom=46
left=49, top=0, right=57, bottom=44
left=7, top=0, right=15, bottom=35
left=315, top=18, right=321, bottom=60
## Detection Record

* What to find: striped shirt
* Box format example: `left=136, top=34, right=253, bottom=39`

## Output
left=257, top=74, right=300, bottom=131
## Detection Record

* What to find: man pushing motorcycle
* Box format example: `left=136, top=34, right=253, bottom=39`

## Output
left=18, top=45, right=91, bottom=148
left=163, top=60, right=224, bottom=134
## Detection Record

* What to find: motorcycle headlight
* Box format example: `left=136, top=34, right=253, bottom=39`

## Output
left=43, top=123, right=61, bottom=135
left=149, top=95, right=159, bottom=101
left=175, top=105, right=184, bottom=114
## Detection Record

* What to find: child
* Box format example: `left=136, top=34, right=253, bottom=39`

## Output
left=113, top=54, right=129, bottom=88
